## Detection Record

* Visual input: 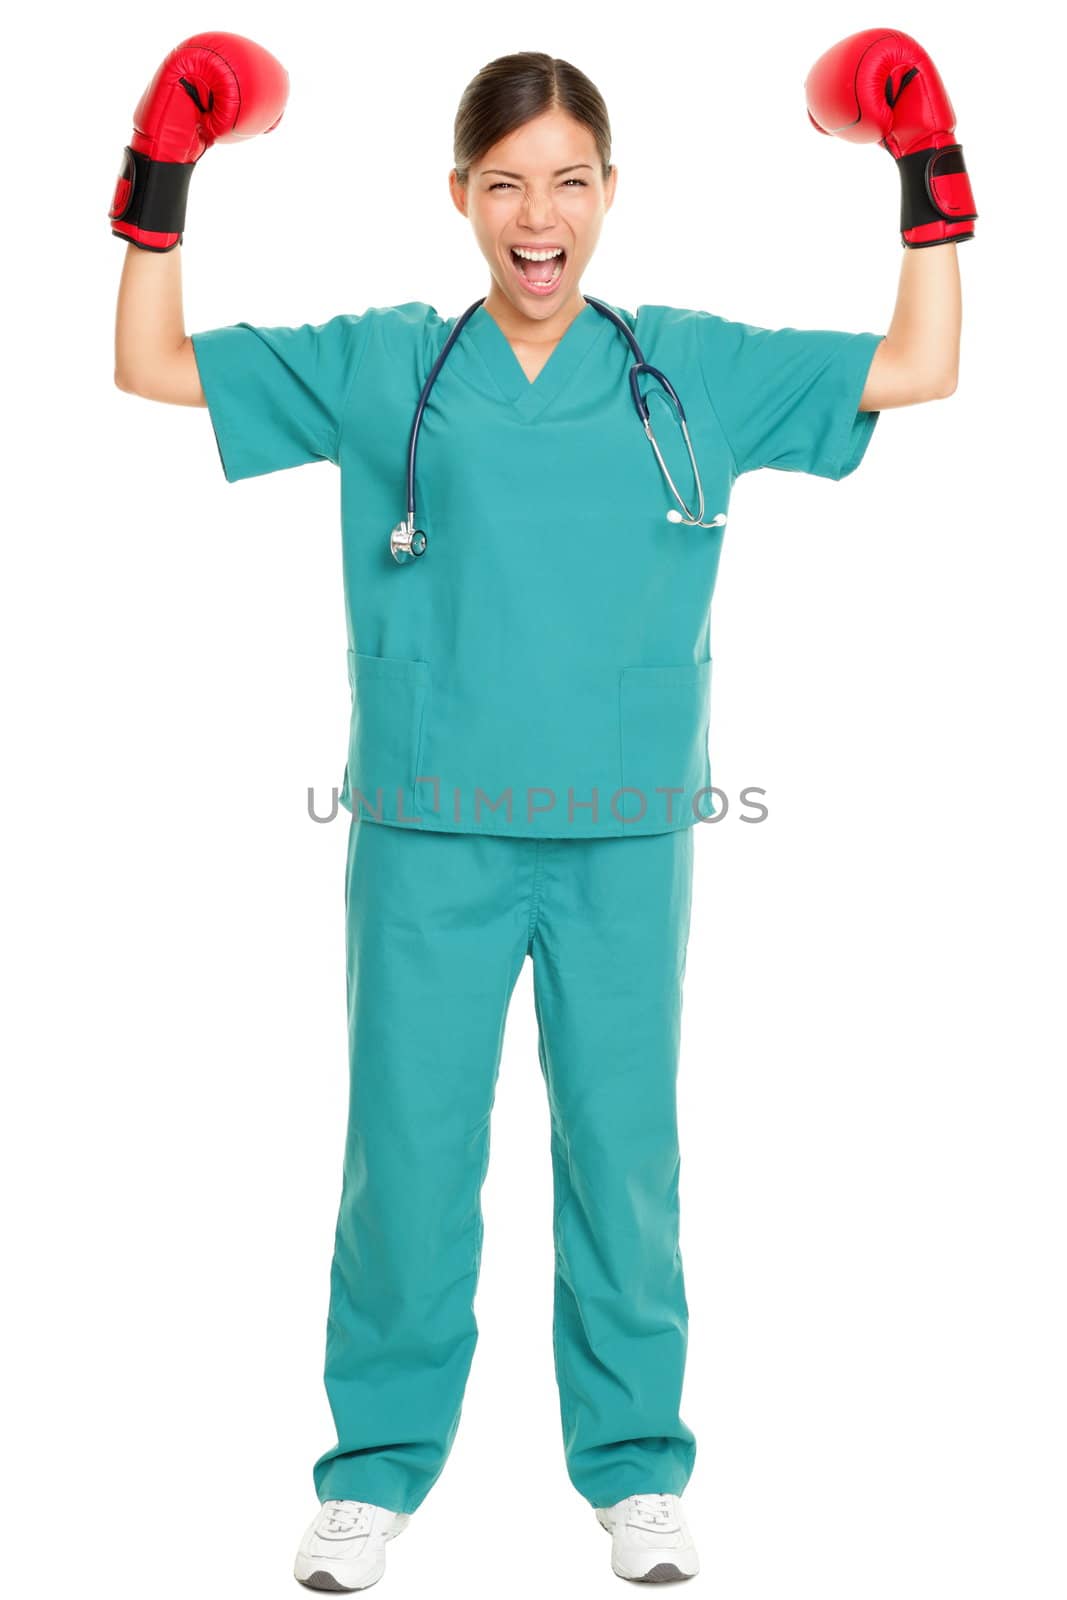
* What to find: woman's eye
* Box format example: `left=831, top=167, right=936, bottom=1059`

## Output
left=488, top=179, right=588, bottom=191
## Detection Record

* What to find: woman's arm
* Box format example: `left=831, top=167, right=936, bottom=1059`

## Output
left=114, top=241, right=204, bottom=406
left=110, top=35, right=288, bottom=408
left=804, top=29, right=971, bottom=414
left=859, top=240, right=961, bottom=411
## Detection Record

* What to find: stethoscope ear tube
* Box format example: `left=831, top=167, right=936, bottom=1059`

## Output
left=390, top=294, right=727, bottom=560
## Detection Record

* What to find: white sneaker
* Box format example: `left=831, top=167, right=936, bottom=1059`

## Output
left=595, top=1493, right=700, bottom=1582
left=293, top=1499, right=411, bottom=1591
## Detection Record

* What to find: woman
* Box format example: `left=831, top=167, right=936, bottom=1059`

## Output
left=111, top=30, right=970, bottom=1591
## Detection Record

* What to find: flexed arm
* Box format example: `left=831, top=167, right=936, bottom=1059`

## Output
left=806, top=28, right=972, bottom=407
left=112, top=31, right=289, bottom=404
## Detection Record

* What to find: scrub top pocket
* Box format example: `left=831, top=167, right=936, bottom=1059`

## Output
left=345, top=651, right=430, bottom=822
left=618, top=659, right=714, bottom=828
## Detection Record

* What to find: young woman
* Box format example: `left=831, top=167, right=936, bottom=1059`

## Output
left=112, top=30, right=970, bottom=1591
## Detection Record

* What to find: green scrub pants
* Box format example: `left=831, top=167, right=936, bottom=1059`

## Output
left=312, top=814, right=698, bottom=1515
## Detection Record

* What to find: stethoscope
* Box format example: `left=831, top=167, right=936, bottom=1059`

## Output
left=389, top=295, right=728, bottom=562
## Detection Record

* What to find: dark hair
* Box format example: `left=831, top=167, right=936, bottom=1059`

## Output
left=453, top=52, right=612, bottom=186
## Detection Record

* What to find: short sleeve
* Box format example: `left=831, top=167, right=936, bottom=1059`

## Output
left=190, top=313, right=371, bottom=483
left=693, top=311, right=885, bottom=481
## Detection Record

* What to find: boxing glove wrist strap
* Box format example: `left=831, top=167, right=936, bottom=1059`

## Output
left=896, top=142, right=977, bottom=247
left=109, top=146, right=196, bottom=241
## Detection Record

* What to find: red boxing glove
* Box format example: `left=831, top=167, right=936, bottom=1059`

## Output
left=805, top=28, right=977, bottom=248
left=109, top=31, right=289, bottom=252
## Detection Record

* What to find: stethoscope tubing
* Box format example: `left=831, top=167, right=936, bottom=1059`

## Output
left=404, top=297, right=485, bottom=526
left=393, top=294, right=724, bottom=561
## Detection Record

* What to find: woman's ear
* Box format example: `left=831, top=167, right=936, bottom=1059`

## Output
left=448, top=169, right=469, bottom=219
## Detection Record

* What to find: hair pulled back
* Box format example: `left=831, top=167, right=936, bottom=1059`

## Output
left=453, top=52, right=612, bottom=186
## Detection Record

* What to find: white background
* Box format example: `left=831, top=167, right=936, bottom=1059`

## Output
left=3, top=4, right=1064, bottom=1596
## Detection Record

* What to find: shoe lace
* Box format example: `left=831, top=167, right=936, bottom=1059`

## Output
left=629, top=1493, right=673, bottom=1528
left=321, top=1500, right=372, bottom=1535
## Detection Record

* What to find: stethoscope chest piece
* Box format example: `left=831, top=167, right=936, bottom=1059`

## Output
left=390, top=520, right=428, bottom=563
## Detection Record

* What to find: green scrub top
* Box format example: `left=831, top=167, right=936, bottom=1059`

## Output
left=191, top=298, right=884, bottom=838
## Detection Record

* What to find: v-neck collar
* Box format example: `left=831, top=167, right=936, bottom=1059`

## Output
left=461, top=299, right=611, bottom=422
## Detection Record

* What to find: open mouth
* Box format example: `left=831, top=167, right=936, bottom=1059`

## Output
left=508, top=246, right=566, bottom=295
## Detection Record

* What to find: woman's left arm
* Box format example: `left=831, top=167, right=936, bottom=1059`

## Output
left=805, top=27, right=974, bottom=413
left=859, top=240, right=961, bottom=411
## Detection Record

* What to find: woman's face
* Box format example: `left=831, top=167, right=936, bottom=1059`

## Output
left=450, top=107, right=616, bottom=327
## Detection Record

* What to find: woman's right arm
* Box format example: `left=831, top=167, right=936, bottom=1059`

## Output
left=109, top=33, right=288, bottom=406
left=113, top=241, right=204, bottom=406
left=108, top=35, right=373, bottom=487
